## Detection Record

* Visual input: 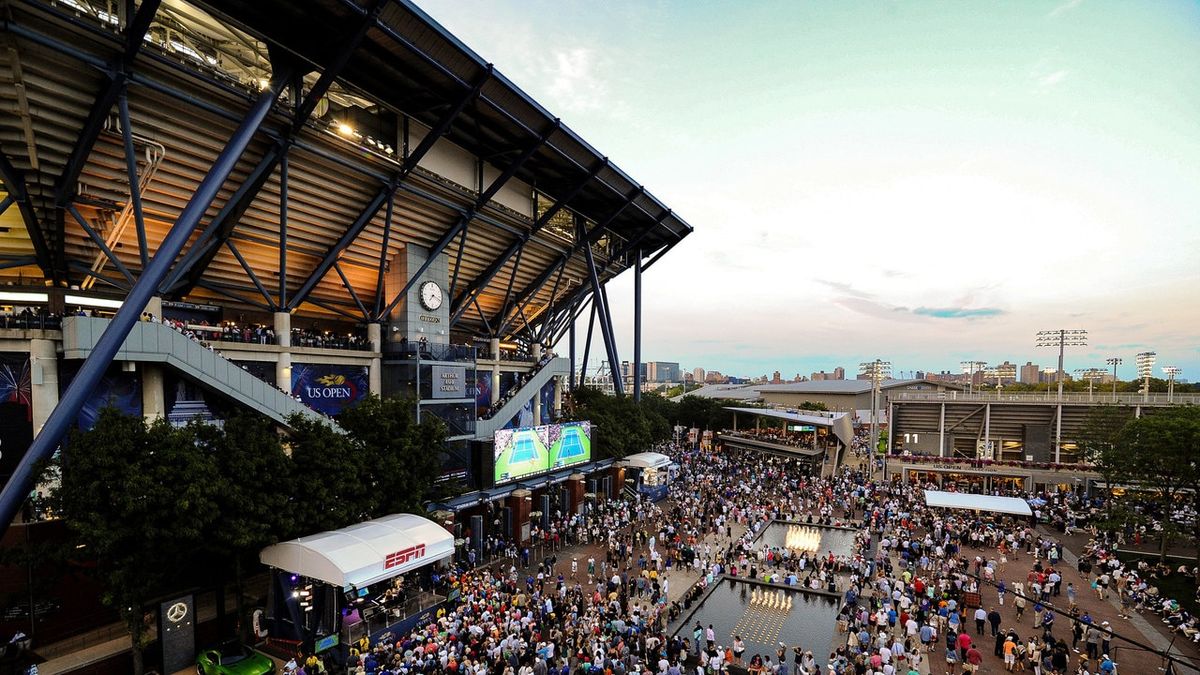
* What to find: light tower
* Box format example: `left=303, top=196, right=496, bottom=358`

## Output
left=1105, top=357, right=1122, bottom=401
left=960, top=360, right=987, bottom=395
left=1074, top=368, right=1106, bottom=402
left=858, top=359, right=892, bottom=463
left=1163, top=366, right=1181, bottom=403
left=1035, top=329, right=1088, bottom=401
left=1136, top=351, right=1156, bottom=402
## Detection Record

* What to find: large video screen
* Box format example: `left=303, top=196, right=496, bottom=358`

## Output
left=494, top=425, right=552, bottom=484
left=550, top=421, right=591, bottom=470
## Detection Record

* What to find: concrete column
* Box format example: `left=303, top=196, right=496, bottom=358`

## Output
left=938, top=402, right=946, bottom=458
left=553, top=376, right=563, bottom=419
left=30, top=339, right=59, bottom=497
left=532, top=344, right=543, bottom=424
left=983, top=403, right=991, bottom=459
left=489, top=338, right=500, bottom=406
left=143, top=295, right=162, bottom=319
left=367, top=322, right=382, bottom=397
left=274, top=312, right=291, bottom=347
left=29, top=339, right=58, bottom=440
left=274, top=312, right=292, bottom=392
left=142, top=363, right=165, bottom=421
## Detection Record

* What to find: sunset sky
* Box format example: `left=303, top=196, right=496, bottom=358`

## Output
left=417, top=0, right=1200, bottom=381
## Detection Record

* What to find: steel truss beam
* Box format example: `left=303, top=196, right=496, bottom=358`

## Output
left=170, top=0, right=389, bottom=297
left=490, top=187, right=644, bottom=337
left=580, top=218, right=622, bottom=395
left=291, top=66, right=493, bottom=313
left=0, top=152, right=53, bottom=276
left=529, top=208, right=672, bottom=342
left=0, top=67, right=294, bottom=532
left=51, top=0, right=162, bottom=283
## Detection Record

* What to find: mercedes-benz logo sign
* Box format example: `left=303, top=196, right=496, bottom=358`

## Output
left=166, top=602, right=188, bottom=623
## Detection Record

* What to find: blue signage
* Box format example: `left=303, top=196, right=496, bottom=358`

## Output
left=291, top=364, right=369, bottom=416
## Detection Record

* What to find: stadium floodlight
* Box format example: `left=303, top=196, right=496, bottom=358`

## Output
left=1074, top=368, right=1106, bottom=401
left=1163, top=365, right=1181, bottom=403
left=1035, top=329, right=1088, bottom=402
left=1136, top=351, right=1156, bottom=402
left=960, top=360, right=988, bottom=395
left=1105, top=357, right=1122, bottom=401
left=858, top=359, right=892, bottom=467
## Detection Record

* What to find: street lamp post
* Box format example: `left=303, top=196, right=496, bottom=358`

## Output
left=1163, top=366, right=1181, bottom=403
left=1035, top=329, right=1088, bottom=402
left=1136, top=351, right=1156, bottom=403
left=1105, top=357, right=1122, bottom=402
left=859, top=359, right=892, bottom=474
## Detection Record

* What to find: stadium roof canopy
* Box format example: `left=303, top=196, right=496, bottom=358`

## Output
left=922, top=490, right=1033, bottom=517
left=0, top=0, right=691, bottom=342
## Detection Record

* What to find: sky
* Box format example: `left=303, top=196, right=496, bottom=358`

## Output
left=415, top=0, right=1200, bottom=382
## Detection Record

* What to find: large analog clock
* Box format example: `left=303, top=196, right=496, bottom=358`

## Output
left=418, top=280, right=443, bottom=311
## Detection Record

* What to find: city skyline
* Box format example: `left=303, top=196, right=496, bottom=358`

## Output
left=417, top=0, right=1200, bottom=379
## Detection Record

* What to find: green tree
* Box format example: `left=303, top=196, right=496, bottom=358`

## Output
left=45, top=410, right=222, bottom=675
left=335, top=395, right=446, bottom=515
left=191, top=412, right=292, bottom=638
left=1100, top=407, right=1200, bottom=562
left=285, top=413, right=371, bottom=533
left=1077, top=405, right=1136, bottom=523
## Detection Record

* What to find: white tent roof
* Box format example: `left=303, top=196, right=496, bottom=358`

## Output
left=923, top=490, right=1033, bottom=517
left=260, top=513, right=453, bottom=589
left=621, top=451, right=672, bottom=469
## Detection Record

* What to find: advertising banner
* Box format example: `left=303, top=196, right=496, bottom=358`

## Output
left=431, top=365, right=466, bottom=399
left=291, top=364, right=369, bottom=416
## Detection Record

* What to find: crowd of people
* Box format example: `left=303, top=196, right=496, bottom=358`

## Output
left=307, top=431, right=1200, bottom=675
left=145, top=314, right=371, bottom=351
left=478, top=350, right=559, bottom=421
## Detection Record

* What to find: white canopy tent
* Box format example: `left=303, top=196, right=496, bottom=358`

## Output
left=620, top=452, right=672, bottom=470
left=923, top=490, right=1033, bottom=517
left=260, top=513, right=454, bottom=589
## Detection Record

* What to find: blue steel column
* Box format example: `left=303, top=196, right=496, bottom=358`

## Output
left=633, top=250, right=642, bottom=402
left=0, top=75, right=292, bottom=530
left=568, top=300, right=577, bottom=391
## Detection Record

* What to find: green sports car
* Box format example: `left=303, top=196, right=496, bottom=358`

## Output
left=196, top=641, right=276, bottom=675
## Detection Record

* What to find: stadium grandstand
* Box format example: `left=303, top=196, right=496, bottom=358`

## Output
left=0, top=0, right=691, bottom=531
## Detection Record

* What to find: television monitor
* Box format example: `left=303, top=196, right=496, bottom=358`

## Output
left=493, top=425, right=552, bottom=483
left=550, top=421, right=591, bottom=469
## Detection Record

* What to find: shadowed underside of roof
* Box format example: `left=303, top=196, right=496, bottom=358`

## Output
left=0, top=0, right=691, bottom=340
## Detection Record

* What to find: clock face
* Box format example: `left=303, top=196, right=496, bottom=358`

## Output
left=419, top=281, right=443, bottom=311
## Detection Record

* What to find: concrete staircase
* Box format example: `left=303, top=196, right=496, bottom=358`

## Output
left=474, top=357, right=570, bottom=438
left=61, top=317, right=332, bottom=428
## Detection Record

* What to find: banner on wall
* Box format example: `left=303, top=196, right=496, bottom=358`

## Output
left=291, top=364, right=368, bottom=416
left=474, top=374, right=492, bottom=416
left=61, top=363, right=141, bottom=429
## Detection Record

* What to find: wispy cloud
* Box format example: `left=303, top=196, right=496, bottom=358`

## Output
left=1037, top=69, right=1070, bottom=87
left=1047, top=0, right=1084, bottom=19
left=546, top=47, right=610, bottom=113
left=913, top=307, right=1005, bottom=319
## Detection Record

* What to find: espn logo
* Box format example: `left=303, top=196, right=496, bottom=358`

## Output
left=384, top=544, right=426, bottom=569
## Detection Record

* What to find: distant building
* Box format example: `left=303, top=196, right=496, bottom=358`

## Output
left=811, top=370, right=828, bottom=381
left=1020, top=362, right=1041, bottom=384
left=991, top=360, right=1018, bottom=385
left=832, top=367, right=845, bottom=380
left=693, top=367, right=705, bottom=383
left=771, top=370, right=783, bottom=384
left=705, top=370, right=727, bottom=384
left=646, top=361, right=681, bottom=383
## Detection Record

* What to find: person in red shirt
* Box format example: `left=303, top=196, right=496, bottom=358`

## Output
left=957, top=631, right=973, bottom=660
left=965, top=646, right=983, bottom=672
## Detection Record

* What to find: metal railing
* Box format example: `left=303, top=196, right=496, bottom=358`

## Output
left=390, top=342, right=477, bottom=362
left=892, top=391, right=1200, bottom=405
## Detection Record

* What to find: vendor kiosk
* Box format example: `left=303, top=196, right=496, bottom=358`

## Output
left=619, top=451, right=674, bottom=501
left=259, top=513, right=455, bottom=664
